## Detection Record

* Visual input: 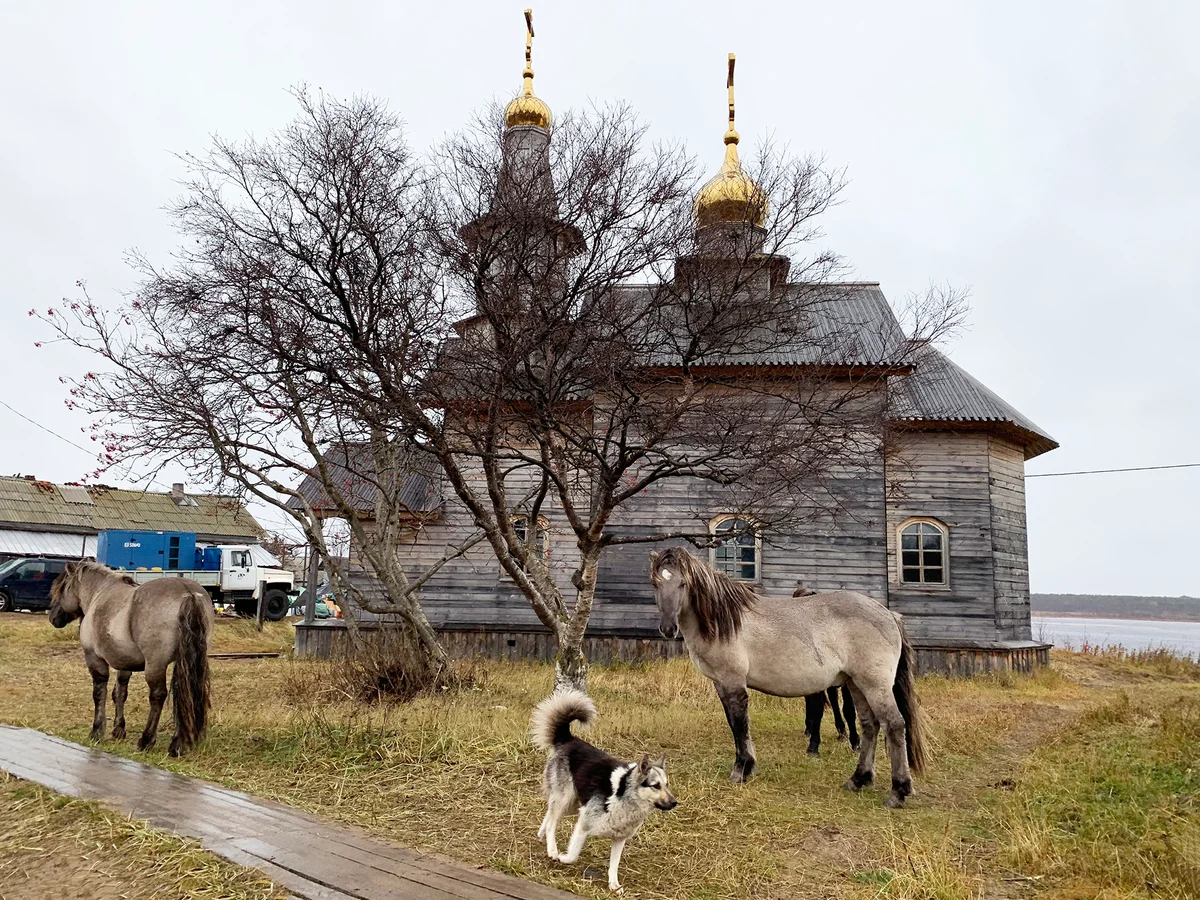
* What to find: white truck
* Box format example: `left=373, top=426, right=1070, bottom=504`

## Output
left=128, top=545, right=295, bottom=621
left=98, top=531, right=294, bottom=621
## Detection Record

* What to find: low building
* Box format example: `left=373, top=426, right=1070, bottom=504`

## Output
left=0, top=476, right=270, bottom=563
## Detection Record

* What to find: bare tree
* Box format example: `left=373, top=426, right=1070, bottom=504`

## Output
left=43, top=89, right=964, bottom=692
left=402, top=103, right=966, bottom=689
left=39, top=91, right=478, bottom=669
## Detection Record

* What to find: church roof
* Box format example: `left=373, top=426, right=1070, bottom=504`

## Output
left=287, top=446, right=441, bottom=517
left=890, top=345, right=1058, bottom=459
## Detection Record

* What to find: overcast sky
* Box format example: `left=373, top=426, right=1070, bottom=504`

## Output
left=2, top=1, right=1197, bottom=596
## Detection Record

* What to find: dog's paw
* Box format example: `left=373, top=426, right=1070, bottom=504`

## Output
left=609, top=883, right=623, bottom=894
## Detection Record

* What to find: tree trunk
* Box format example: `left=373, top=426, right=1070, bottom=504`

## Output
left=554, top=644, right=588, bottom=693
left=553, top=552, right=600, bottom=692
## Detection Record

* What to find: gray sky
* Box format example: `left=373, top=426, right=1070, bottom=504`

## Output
left=2, top=1, right=1197, bottom=596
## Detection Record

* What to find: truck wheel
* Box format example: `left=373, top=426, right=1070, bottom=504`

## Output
left=263, top=589, right=290, bottom=622
left=0, top=591, right=11, bottom=613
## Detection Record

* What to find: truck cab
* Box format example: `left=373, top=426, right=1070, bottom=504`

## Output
left=0, top=557, right=69, bottom=612
left=213, top=544, right=294, bottom=620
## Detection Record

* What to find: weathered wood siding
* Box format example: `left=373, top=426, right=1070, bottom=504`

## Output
left=988, top=436, right=1032, bottom=640
left=294, top=621, right=1049, bottom=676
left=885, top=432, right=1001, bottom=642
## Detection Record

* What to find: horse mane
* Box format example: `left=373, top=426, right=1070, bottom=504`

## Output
left=59, top=560, right=136, bottom=593
left=661, top=547, right=756, bottom=643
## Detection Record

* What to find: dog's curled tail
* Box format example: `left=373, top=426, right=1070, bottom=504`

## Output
left=530, top=689, right=596, bottom=751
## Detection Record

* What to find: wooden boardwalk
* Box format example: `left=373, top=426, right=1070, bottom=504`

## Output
left=0, top=725, right=577, bottom=900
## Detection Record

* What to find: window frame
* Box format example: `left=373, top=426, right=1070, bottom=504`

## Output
left=896, top=517, right=950, bottom=590
left=708, top=514, right=762, bottom=583
left=507, top=514, right=550, bottom=574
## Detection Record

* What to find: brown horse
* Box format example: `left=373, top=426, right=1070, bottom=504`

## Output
left=650, top=547, right=928, bottom=808
left=49, top=561, right=213, bottom=757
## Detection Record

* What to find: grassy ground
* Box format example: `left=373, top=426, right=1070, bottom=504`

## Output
left=0, top=771, right=283, bottom=900
left=0, top=615, right=1197, bottom=899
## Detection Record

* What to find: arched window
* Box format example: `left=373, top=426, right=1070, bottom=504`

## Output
left=899, top=519, right=947, bottom=586
left=710, top=515, right=760, bottom=581
left=512, top=515, right=550, bottom=564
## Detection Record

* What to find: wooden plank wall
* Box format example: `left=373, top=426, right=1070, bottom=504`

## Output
left=294, top=622, right=1050, bottom=677
left=988, top=437, right=1033, bottom=640
left=885, top=432, right=1002, bottom=642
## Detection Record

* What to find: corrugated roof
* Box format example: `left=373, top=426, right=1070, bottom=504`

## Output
left=0, top=529, right=97, bottom=558
left=636, top=282, right=912, bottom=368
left=891, top=346, right=1058, bottom=459
left=288, top=446, right=442, bottom=516
left=0, top=477, right=264, bottom=540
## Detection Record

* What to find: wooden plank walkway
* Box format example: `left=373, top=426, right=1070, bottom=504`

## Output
left=0, top=725, right=577, bottom=900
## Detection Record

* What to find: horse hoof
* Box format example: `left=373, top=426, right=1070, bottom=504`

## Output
left=88, top=729, right=103, bottom=743
left=886, top=793, right=906, bottom=809
left=806, top=748, right=820, bottom=757
left=136, top=737, right=155, bottom=752
left=728, top=770, right=745, bottom=783
left=112, top=727, right=126, bottom=740
left=844, top=773, right=873, bottom=791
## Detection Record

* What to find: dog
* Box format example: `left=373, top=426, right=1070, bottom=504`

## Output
left=530, top=689, right=677, bottom=893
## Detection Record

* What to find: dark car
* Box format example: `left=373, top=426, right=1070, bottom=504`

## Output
left=0, top=557, right=69, bottom=612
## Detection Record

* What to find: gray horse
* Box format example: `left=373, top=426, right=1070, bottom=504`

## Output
left=650, top=548, right=928, bottom=808
left=49, top=561, right=213, bottom=757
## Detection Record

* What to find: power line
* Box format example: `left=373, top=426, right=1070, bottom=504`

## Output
left=0, top=399, right=172, bottom=492
left=1028, top=462, right=1200, bottom=479
left=0, top=398, right=96, bottom=457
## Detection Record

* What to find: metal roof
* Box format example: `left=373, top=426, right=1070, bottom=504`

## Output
left=288, top=446, right=442, bottom=516
left=890, top=346, right=1058, bottom=459
left=0, top=477, right=264, bottom=540
left=0, top=529, right=97, bottom=558
left=633, top=282, right=912, bottom=369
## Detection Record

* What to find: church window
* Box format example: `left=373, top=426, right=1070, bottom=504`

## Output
left=710, top=515, right=760, bottom=581
left=512, top=515, right=549, bottom=565
left=899, top=519, right=947, bottom=586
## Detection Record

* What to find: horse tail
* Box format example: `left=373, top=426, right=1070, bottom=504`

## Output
left=892, top=617, right=929, bottom=776
left=172, top=587, right=212, bottom=753
left=530, top=689, right=595, bottom=751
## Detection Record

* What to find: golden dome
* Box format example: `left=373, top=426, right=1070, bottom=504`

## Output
left=695, top=54, right=768, bottom=229
left=505, top=9, right=551, bottom=131
left=505, top=94, right=552, bottom=130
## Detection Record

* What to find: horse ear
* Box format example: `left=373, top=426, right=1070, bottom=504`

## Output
left=649, top=550, right=661, bottom=565
left=63, top=562, right=77, bottom=576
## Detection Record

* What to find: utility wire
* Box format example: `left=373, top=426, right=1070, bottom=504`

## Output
left=4, top=396, right=1197, bottom=485
left=0, top=398, right=96, bottom=457
left=1028, top=462, right=1200, bottom=478
left=0, top=399, right=171, bottom=491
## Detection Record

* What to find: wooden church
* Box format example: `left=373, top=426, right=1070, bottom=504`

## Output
left=294, top=20, right=1057, bottom=676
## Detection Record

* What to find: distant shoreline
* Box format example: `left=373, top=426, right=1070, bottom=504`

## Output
left=1033, top=611, right=1200, bottom=624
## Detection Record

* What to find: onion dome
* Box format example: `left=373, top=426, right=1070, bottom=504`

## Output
left=504, top=9, right=552, bottom=131
left=695, top=54, right=768, bottom=229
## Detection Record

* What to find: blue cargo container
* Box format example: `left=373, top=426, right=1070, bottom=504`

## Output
left=97, top=530, right=197, bottom=571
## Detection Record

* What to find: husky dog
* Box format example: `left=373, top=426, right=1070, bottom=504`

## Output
left=531, top=689, right=678, bottom=893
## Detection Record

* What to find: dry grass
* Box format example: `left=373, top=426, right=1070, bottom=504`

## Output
left=1, top=615, right=1198, bottom=899
left=0, top=771, right=283, bottom=900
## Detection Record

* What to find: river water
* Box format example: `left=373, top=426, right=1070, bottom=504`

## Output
left=1032, top=615, right=1200, bottom=659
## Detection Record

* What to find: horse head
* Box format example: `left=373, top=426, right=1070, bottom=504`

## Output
left=649, top=548, right=688, bottom=639
left=48, top=562, right=85, bottom=628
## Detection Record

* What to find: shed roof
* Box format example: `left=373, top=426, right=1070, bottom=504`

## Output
left=890, top=346, right=1058, bottom=459
left=288, top=446, right=441, bottom=516
left=0, top=477, right=264, bottom=540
